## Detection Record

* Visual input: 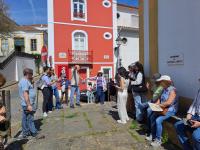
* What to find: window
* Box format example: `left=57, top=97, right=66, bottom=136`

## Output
left=1, top=39, right=9, bottom=55
left=72, top=0, right=86, bottom=21
left=102, top=0, right=111, bottom=8
left=103, top=32, right=112, bottom=40
left=73, top=32, right=87, bottom=50
left=31, top=39, right=37, bottom=51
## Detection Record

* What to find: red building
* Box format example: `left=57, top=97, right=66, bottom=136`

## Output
left=48, top=0, right=116, bottom=89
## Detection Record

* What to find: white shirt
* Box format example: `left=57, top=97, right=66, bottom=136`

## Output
left=131, top=72, right=143, bottom=85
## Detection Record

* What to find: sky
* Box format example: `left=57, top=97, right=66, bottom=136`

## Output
left=5, top=0, right=138, bottom=25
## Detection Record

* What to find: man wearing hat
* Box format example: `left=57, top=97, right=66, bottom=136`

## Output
left=88, top=70, right=107, bottom=105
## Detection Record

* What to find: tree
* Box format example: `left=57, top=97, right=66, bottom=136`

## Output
left=0, top=0, right=16, bottom=38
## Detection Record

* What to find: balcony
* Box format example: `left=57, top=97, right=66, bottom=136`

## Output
left=73, top=12, right=85, bottom=19
left=68, top=50, right=93, bottom=64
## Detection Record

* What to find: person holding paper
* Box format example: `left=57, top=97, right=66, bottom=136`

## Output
left=149, top=75, right=178, bottom=147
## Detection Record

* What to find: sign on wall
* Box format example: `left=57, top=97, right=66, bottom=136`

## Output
left=167, top=53, right=184, bottom=65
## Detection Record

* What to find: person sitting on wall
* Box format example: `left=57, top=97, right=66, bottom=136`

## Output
left=149, top=75, right=178, bottom=147
left=174, top=82, right=200, bottom=150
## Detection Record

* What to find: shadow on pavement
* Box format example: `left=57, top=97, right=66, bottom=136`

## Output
left=108, top=110, right=120, bottom=121
left=5, top=139, right=29, bottom=150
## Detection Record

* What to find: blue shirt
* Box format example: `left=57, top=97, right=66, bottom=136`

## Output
left=41, top=74, right=51, bottom=87
left=18, top=78, right=36, bottom=107
left=160, top=86, right=178, bottom=113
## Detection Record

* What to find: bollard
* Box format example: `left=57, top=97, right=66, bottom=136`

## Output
left=2, top=90, right=11, bottom=137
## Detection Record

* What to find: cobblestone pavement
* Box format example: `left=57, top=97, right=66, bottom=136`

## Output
left=6, top=101, right=178, bottom=150
left=2, top=83, right=178, bottom=150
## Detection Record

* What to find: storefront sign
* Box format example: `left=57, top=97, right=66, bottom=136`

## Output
left=167, top=54, right=184, bottom=65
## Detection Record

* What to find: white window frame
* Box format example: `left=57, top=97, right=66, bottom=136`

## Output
left=102, top=0, right=112, bottom=8
left=71, top=0, right=87, bottom=22
left=72, top=30, right=88, bottom=51
left=1, top=39, right=9, bottom=51
left=101, top=66, right=113, bottom=79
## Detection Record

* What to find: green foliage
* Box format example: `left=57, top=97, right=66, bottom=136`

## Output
left=130, top=120, right=139, bottom=129
left=162, top=129, right=169, bottom=143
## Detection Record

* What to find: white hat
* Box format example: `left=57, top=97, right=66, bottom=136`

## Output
left=156, top=75, right=171, bottom=82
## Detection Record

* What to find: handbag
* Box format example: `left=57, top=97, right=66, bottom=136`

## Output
left=132, top=84, right=147, bottom=93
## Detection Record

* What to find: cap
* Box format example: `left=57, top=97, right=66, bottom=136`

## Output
left=156, top=75, right=171, bottom=82
left=152, top=73, right=161, bottom=80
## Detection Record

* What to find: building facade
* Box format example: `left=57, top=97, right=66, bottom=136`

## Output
left=48, top=0, right=117, bottom=89
left=0, top=25, right=47, bottom=57
left=140, top=0, right=200, bottom=99
left=117, top=4, right=139, bottom=69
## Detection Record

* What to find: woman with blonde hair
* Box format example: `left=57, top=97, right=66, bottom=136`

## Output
left=149, top=75, right=178, bottom=147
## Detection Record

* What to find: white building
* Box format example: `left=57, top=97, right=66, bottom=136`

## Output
left=116, top=4, right=139, bottom=69
left=140, top=0, right=200, bottom=100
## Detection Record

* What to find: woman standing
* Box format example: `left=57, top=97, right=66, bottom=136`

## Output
left=88, top=71, right=107, bottom=105
left=115, top=67, right=129, bottom=124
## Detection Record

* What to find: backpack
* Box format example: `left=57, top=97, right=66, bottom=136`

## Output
left=35, top=75, right=45, bottom=90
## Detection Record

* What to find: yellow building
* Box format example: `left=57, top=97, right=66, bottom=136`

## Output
left=0, top=24, right=47, bottom=57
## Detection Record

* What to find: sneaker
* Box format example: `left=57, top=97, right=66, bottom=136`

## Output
left=145, top=135, right=153, bottom=141
left=17, top=134, right=28, bottom=140
left=70, top=105, right=75, bottom=109
left=117, top=120, right=127, bottom=124
left=48, top=111, right=52, bottom=114
left=43, top=112, right=48, bottom=117
left=151, top=139, right=161, bottom=147
left=76, top=103, right=81, bottom=107
left=32, top=133, right=45, bottom=140
left=126, top=117, right=130, bottom=121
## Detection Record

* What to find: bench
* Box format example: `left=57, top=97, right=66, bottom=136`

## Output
left=163, top=96, right=193, bottom=148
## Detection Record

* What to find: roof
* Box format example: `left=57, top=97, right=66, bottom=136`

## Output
left=117, top=3, right=139, bottom=10
left=14, top=24, right=47, bottom=32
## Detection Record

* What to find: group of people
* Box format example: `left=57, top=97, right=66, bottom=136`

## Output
left=0, top=61, right=199, bottom=149
left=114, top=61, right=200, bottom=149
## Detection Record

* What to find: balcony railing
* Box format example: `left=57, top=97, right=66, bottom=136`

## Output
left=73, top=12, right=85, bottom=19
left=68, top=50, right=93, bottom=64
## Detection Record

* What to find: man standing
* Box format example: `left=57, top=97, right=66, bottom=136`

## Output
left=18, top=68, right=38, bottom=139
left=70, top=65, right=82, bottom=108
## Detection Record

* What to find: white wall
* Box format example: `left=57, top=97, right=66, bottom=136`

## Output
left=0, top=58, right=16, bottom=82
left=120, top=31, right=139, bottom=69
left=16, top=57, right=36, bottom=81
left=158, top=0, right=200, bottom=98
left=117, top=8, right=139, bottom=28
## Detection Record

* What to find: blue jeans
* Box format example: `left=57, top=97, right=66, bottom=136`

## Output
left=70, top=86, right=80, bottom=106
left=96, top=86, right=105, bottom=104
left=22, top=106, right=37, bottom=136
left=150, top=111, right=175, bottom=141
left=87, top=91, right=94, bottom=103
left=174, top=115, right=200, bottom=150
left=133, top=94, right=143, bottom=121
left=53, top=87, right=61, bottom=108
